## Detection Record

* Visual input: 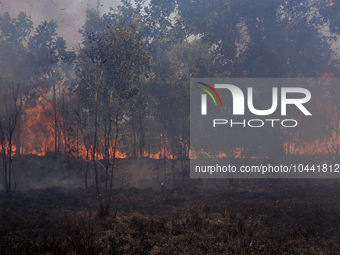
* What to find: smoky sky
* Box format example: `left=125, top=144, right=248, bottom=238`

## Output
left=1, top=0, right=120, bottom=49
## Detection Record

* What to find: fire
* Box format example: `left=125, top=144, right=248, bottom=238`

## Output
left=21, top=79, right=340, bottom=160
left=0, top=141, right=17, bottom=155
left=20, top=90, right=56, bottom=156
left=16, top=83, right=340, bottom=160
left=189, top=148, right=244, bottom=159
left=284, top=138, right=340, bottom=155
left=15, top=89, right=180, bottom=160
left=320, top=72, right=334, bottom=78
left=142, top=149, right=173, bottom=159
left=329, top=3, right=334, bottom=6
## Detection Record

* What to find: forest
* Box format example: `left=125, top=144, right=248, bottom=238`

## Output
left=1, top=0, right=340, bottom=254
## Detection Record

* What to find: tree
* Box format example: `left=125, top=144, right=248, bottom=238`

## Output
left=0, top=12, right=34, bottom=157
left=146, top=0, right=339, bottom=159
left=75, top=7, right=150, bottom=216
left=27, top=20, right=75, bottom=160
left=0, top=81, right=22, bottom=202
left=145, top=40, right=214, bottom=184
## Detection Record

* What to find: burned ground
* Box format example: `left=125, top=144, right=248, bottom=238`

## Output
left=1, top=157, right=340, bottom=254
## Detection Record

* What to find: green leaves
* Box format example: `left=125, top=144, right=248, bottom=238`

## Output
left=27, top=20, right=74, bottom=71
left=0, top=12, right=33, bottom=44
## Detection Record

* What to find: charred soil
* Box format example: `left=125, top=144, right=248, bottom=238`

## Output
left=1, top=158, right=340, bottom=254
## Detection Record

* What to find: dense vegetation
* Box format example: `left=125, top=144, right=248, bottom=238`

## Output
left=1, top=0, right=340, bottom=222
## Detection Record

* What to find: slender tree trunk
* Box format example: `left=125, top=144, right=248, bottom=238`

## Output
left=85, top=147, right=89, bottom=189
left=93, top=71, right=104, bottom=215
left=53, top=84, right=58, bottom=161
left=108, top=108, right=119, bottom=215
left=163, top=134, right=167, bottom=187
left=104, top=90, right=113, bottom=214
left=138, top=108, right=145, bottom=158
left=131, top=112, right=137, bottom=158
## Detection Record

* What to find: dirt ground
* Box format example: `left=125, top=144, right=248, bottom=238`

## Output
left=1, top=157, right=340, bottom=254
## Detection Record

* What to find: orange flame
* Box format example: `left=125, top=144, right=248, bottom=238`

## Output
left=320, top=72, right=334, bottom=78
left=20, top=90, right=56, bottom=156
left=16, top=89, right=180, bottom=160
left=0, top=141, right=17, bottom=155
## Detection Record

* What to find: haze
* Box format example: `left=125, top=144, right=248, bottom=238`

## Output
left=0, top=0, right=120, bottom=49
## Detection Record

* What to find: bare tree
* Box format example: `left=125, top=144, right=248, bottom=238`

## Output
left=75, top=14, right=150, bottom=217
left=0, top=82, right=22, bottom=202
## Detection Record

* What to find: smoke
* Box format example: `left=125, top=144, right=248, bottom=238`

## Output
left=0, top=0, right=120, bottom=49
left=16, top=175, right=84, bottom=190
